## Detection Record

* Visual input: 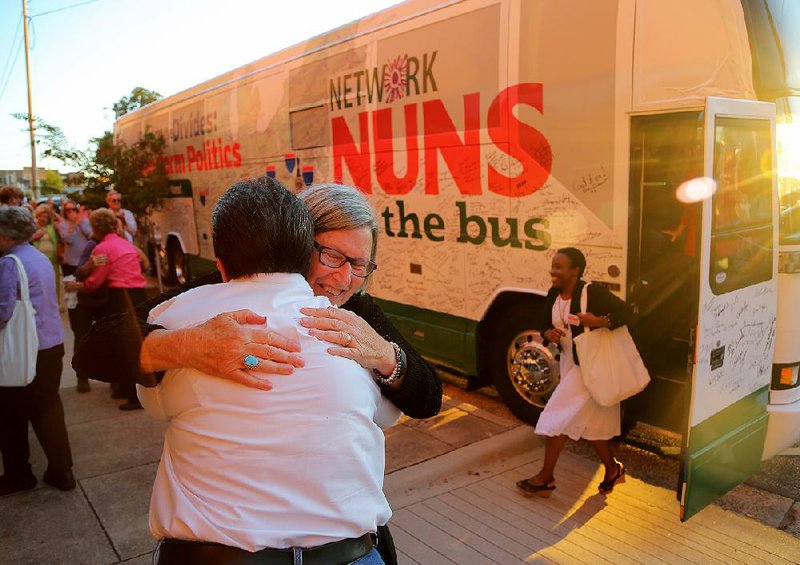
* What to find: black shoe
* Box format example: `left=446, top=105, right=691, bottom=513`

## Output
left=598, top=461, right=626, bottom=495
left=76, top=379, right=91, bottom=393
left=0, top=474, right=36, bottom=496
left=43, top=468, right=76, bottom=491
left=516, top=478, right=556, bottom=498
left=119, top=400, right=143, bottom=411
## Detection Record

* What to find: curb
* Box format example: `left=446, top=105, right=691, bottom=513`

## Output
left=384, top=425, right=541, bottom=507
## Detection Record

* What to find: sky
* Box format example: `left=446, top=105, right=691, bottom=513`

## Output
left=0, top=0, right=402, bottom=172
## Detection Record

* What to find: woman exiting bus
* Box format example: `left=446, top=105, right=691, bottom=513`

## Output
left=516, top=247, right=632, bottom=498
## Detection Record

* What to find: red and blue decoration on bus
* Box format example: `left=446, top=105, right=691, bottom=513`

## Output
left=266, top=165, right=276, bottom=178
left=302, top=166, right=314, bottom=186
left=284, top=153, right=297, bottom=174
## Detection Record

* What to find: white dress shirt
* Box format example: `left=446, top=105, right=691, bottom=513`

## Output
left=139, top=273, right=398, bottom=550
left=120, top=208, right=137, bottom=243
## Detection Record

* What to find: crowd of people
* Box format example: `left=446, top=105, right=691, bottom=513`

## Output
left=0, top=185, right=149, bottom=499
left=1, top=174, right=635, bottom=563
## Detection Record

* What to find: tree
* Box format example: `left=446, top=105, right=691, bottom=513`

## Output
left=91, top=129, right=170, bottom=218
left=12, top=113, right=89, bottom=171
left=14, top=87, right=169, bottom=226
left=39, top=170, right=64, bottom=195
left=112, top=87, right=162, bottom=119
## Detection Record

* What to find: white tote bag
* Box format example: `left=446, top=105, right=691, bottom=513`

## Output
left=0, top=254, right=39, bottom=387
left=573, top=283, right=650, bottom=407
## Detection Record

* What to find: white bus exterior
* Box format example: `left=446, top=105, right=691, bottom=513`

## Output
left=115, top=0, right=800, bottom=520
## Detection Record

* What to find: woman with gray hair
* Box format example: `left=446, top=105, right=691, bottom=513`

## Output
left=69, top=208, right=148, bottom=410
left=0, top=206, right=75, bottom=495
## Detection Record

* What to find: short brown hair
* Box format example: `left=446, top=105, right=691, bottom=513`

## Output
left=0, top=185, right=24, bottom=205
left=89, top=208, right=120, bottom=237
left=212, top=176, right=313, bottom=279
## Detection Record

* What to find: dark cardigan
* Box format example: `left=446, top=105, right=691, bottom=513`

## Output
left=541, top=280, right=633, bottom=366
left=73, top=271, right=442, bottom=419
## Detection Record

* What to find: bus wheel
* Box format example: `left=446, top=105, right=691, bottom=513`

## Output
left=490, top=310, right=559, bottom=426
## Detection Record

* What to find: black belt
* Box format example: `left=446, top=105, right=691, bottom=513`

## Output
left=155, top=534, right=375, bottom=565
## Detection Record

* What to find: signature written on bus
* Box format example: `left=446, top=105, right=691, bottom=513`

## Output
left=573, top=167, right=609, bottom=193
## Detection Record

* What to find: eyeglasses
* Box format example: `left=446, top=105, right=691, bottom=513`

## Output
left=64, top=207, right=77, bottom=212
left=313, top=241, right=377, bottom=277
left=109, top=198, right=121, bottom=203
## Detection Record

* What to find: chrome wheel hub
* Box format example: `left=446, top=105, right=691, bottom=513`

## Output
left=507, top=331, right=559, bottom=409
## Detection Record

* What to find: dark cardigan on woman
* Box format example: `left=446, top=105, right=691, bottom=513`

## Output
left=72, top=271, right=442, bottom=419
left=541, top=279, right=633, bottom=366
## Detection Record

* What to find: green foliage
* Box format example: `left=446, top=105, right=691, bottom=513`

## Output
left=14, top=87, right=169, bottom=227
left=112, top=87, right=162, bottom=119
left=12, top=113, right=89, bottom=171
left=92, top=130, right=170, bottom=218
left=39, top=170, right=64, bottom=195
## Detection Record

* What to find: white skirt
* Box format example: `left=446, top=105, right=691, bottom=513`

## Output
left=536, top=307, right=620, bottom=441
left=534, top=363, right=620, bottom=441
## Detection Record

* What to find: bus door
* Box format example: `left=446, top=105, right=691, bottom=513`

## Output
left=679, top=97, right=777, bottom=521
left=149, top=179, right=201, bottom=285
left=627, top=111, right=704, bottom=434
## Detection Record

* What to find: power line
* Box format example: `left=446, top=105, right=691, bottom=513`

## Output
left=0, top=0, right=106, bottom=101
left=0, top=39, right=23, bottom=101
left=29, top=0, right=103, bottom=19
left=0, top=16, right=23, bottom=90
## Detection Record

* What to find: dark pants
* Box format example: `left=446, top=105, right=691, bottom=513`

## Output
left=62, top=264, right=78, bottom=277
left=0, top=344, right=73, bottom=479
left=68, top=302, right=107, bottom=381
left=106, top=287, right=148, bottom=403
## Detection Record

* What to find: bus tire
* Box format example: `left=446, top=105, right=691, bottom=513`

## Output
left=489, top=306, right=559, bottom=426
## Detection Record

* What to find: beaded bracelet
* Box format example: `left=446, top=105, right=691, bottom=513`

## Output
left=373, top=342, right=405, bottom=385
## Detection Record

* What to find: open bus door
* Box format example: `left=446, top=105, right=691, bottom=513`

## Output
left=678, top=97, right=777, bottom=521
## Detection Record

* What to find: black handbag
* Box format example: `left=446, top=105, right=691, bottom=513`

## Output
left=376, top=524, right=397, bottom=565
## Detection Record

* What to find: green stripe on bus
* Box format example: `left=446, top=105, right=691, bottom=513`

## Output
left=373, top=298, right=479, bottom=375
left=681, top=385, right=769, bottom=521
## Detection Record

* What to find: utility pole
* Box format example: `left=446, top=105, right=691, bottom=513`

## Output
left=22, top=0, right=38, bottom=200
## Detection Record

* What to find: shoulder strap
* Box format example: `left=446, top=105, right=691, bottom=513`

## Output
left=5, top=254, right=30, bottom=301
left=580, top=281, right=590, bottom=315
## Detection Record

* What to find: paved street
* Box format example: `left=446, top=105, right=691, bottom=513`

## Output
left=0, top=313, right=799, bottom=563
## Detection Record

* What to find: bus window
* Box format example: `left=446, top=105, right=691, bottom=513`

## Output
left=780, top=205, right=800, bottom=244
left=710, top=117, right=773, bottom=295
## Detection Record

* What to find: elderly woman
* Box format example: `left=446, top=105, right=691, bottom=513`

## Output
left=0, top=206, right=74, bottom=495
left=70, top=208, right=148, bottom=410
left=31, top=203, right=62, bottom=305
left=0, top=185, right=24, bottom=206
left=74, top=182, right=441, bottom=419
left=58, top=199, right=92, bottom=277
left=516, top=247, right=632, bottom=498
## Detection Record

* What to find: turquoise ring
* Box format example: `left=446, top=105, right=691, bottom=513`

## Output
left=243, top=355, right=260, bottom=369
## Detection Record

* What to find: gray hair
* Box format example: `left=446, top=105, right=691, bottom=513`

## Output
left=0, top=206, right=36, bottom=243
left=298, top=183, right=379, bottom=293
left=298, top=183, right=379, bottom=261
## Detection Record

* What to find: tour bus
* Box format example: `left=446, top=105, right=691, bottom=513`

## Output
left=115, top=0, right=800, bottom=521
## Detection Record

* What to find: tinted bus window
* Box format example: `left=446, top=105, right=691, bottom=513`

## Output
left=710, top=117, right=773, bottom=294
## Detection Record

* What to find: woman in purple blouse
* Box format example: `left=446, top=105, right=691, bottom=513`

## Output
left=0, top=206, right=75, bottom=495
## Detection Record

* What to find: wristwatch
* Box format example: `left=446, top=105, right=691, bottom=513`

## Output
left=373, top=342, right=407, bottom=385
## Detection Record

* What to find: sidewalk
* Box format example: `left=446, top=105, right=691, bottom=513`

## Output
left=385, top=427, right=800, bottom=563
left=1, top=316, right=798, bottom=563
left=2, top=380, right=800, bottom=564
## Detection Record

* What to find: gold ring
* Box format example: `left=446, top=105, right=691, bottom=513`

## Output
left=343, top=332, right=352, bottom=347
